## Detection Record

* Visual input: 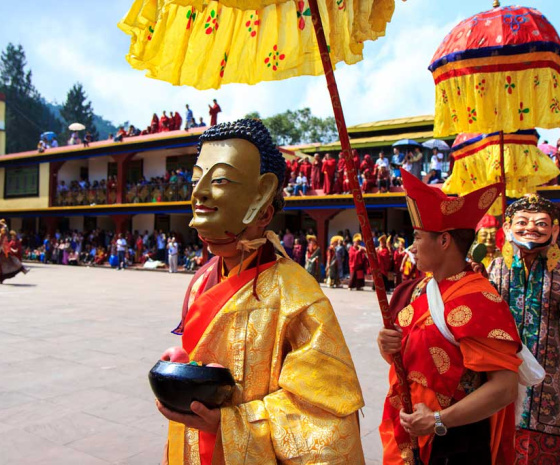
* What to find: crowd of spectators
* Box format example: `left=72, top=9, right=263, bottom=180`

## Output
left=20, top=229, right=205, bottom=273
left=284, top=147, right=447, bottom=196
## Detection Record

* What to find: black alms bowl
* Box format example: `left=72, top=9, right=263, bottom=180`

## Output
left=149, top=361, right=235, bottom=414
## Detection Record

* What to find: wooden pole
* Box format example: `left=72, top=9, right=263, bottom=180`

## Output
left=308, top=1, right=422, bottom=462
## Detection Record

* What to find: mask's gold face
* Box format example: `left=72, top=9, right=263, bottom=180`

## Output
left=190, top=139, right=277, bottom=243
left=477, top=227, right=497, bottom=250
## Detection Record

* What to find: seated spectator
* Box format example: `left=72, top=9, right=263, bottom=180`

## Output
left=37, top=137, right=47, bottom=153
left=113, top=127, right=126, bottom=143
left=197, top=117, right=207, bottom=127
left=94, top=247, right=108, bottom=266
left=51, top=137, right=59, bottom=148
left=391, top=147, right=405, bottom=186
left=425, top=168, right=443, bottom=184
left=294, top=172, right=308, bottom=196
left=283, top=172, right=297, bottom=196
left=57, top=180, right=69, bottom=193
left=377, top=165, right=390, bottom=193
left=169, top=170, right=178, bottom=184
left=68, top=250, right=79, bottom=265
left=83, top=131, right=93, bottom=147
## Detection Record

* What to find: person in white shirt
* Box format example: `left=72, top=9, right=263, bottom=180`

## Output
left=116, top=233, right=128, bottom=270
left=167, top=236, right=179, bottom=273
left=294, top=174, right=308, bottom=196
left=430, top=148, right=444, bottom=180
left=375, top=151, right=390, bottom=171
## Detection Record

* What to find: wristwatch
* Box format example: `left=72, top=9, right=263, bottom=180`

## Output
left=434, top=411, right=448, bottom=436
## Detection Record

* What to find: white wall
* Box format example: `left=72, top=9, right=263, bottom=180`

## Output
left=69, top=216, right=84, bottom=232
left=132, top=214, right=154, bottom=234
left=58, top=160, right=88, bottom=184
left=89, top=156, right=110, bottom=182
left=328, top=209, right=360, bottom=238
left=135, top=152, right=166, bottom=180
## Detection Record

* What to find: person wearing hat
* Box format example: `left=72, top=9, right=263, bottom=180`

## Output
left=475, top=214, right=502, bottom=269
left=392, top=237, right=407, bottom=286
left=377, top=234, right=393, bottom=292
left=157, top=120, right=364, bottom=464
left=326, top=235, right=343, bottom=287
left=488, top=194, right=560, bottom=463
left=304, top=234, right=322, bottom=281
left=377, top=170, right=522, bottom=464
left=348, top=233, right=367, bottom=290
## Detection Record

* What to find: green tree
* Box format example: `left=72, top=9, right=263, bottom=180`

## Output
left=245, top=108, right=337, bottom=146
left=0, top=43, right=61, bottom=153
left=60, top=83, right=99, bottom=144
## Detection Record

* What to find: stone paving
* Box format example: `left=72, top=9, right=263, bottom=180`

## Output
left=0, top=264, right=389, bottom=464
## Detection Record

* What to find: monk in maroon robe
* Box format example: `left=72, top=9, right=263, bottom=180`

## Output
left=360, top=154, right=375, bottom=174
left=361, top=168, right=376, bottom=193
left=300, top=157, right=312, bottom=181
left=322, top=154, right=336, bottom=194
left=174, top=111, right=182, bottom=131
left=348, top=237, right=367, bottom=290
left=209, top=99, right=221, bottom=126
left=311, top=153, right=323, bottom=190
left=352, top=149, right=361, bottom=174
left=160, top=111, right=170, bottom=131
left=151, top=113, right=160, bottom=133
left=334, top=155, right=346, bottom=194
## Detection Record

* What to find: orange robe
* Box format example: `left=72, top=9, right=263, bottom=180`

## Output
left=380, top=272, right=522, bottom=465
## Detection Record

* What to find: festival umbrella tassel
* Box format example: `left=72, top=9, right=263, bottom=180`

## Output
left=120, top=0, right=425, bottom=461
left=444, top=130, right=560, bottom=215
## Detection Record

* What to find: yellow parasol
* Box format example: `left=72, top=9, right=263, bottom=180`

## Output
left=119, top=0, right=424, bottom=461
left=118, top=0, right=395, bottom=89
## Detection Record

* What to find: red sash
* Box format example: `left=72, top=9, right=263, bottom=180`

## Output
left=181, top=258, right=276, bottom=465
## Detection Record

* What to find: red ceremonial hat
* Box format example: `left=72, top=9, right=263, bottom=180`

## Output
left=401, top=170, right=503, bottom=232
left=475, top=214, right=500, bottom=232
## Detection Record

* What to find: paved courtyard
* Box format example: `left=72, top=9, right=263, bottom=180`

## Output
left=0, top=264, right=389, bottom=464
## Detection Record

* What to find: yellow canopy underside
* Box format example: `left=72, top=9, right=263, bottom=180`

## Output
left=443, top=144, right=560, bottom=200
left=118, top=0, right=395, bottom=89
left=433, top=68, right=560, bottom=137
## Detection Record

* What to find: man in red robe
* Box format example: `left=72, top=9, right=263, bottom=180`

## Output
left=151, top=113, right=160, bottom=133
left=348, top=233, right=367, bottom=290
left=377, top=170, right=522, bottom=464
left=169, top=112, right=177, bottom=131
left=352, top=149, right=361, bottom=174
left=208, top=99, right=221, bottom=126
left=334, top=154, right=346, bottom=194
left=376, top=234, right=393, bottom=292
left=311, top=153, right=323, bottom=191
left=322, top=153, right=336, bottom=195
left=160, top=111, right=170, bottom=131
left=174, top=111, right=182, bottom=131
left=300, top=157, right=312, bottom=181
left=360, top=154, right=375, bottom=174
left=361, top=168, right=376, bottom=193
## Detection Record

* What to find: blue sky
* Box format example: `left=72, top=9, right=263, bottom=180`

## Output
left=1, top=0, right=559, bottom=143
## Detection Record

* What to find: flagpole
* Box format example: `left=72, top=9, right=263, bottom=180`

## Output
left=308, top=1, right=422, bottom=462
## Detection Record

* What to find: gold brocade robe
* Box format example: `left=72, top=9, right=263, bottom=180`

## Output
left=168, top=257, right=365, bottom=464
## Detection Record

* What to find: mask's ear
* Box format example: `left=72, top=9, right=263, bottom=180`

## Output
left=502, top=221, right=513, bottom=241
left=243, top=173, right=278, bottom=225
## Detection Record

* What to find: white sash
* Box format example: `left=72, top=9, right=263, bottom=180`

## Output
left=425, top=278, right=545, bottom=387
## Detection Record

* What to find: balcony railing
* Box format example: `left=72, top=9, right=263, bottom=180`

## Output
left=126, top=182, right=192, bottom=203
left=52, top=183, right=192, bottom=207
left=53, top=187, right=118, bottom=206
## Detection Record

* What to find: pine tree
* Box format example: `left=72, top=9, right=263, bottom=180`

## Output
left=60, top=83, right=99, bottom=144
left=0, top=43, right=61, bottom=153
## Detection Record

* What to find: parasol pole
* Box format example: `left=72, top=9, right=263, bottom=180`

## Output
left=499, top=130, right=507, bottom=215
left=308, top=0, right=422, bottom=462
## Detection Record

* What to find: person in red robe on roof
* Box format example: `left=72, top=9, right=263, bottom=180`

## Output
left=208, top=99, right=222, bottom=126
left=360, top=154, right=375, bottom=174
left=322, top=153, right=336, bottom=195
left=361, top=168, right=377, bottom=193
left=160, top=111, right=170, bottom=131
left=334, top=154, right=346, bottom=194
left=377, top=169, right=522, bottom=465
left=174, top=111, right=182, bottom=131
left=151, top=113, right=160, bottom=133
left=352, top=149, right=361, bottom=174
left=341, top=170, right=351, bottom=194
left=291, top=158, right=300, bottom=178
left=169, top=112, right=177, bottom=131
left=284, top=159, right=292, bottom=188
left=311, top=153, right=323, bottom=191
left=300, top=157, right=312, bottom=182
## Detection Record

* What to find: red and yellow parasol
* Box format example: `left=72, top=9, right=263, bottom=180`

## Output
left=444, top=129, right=559, bottom=203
